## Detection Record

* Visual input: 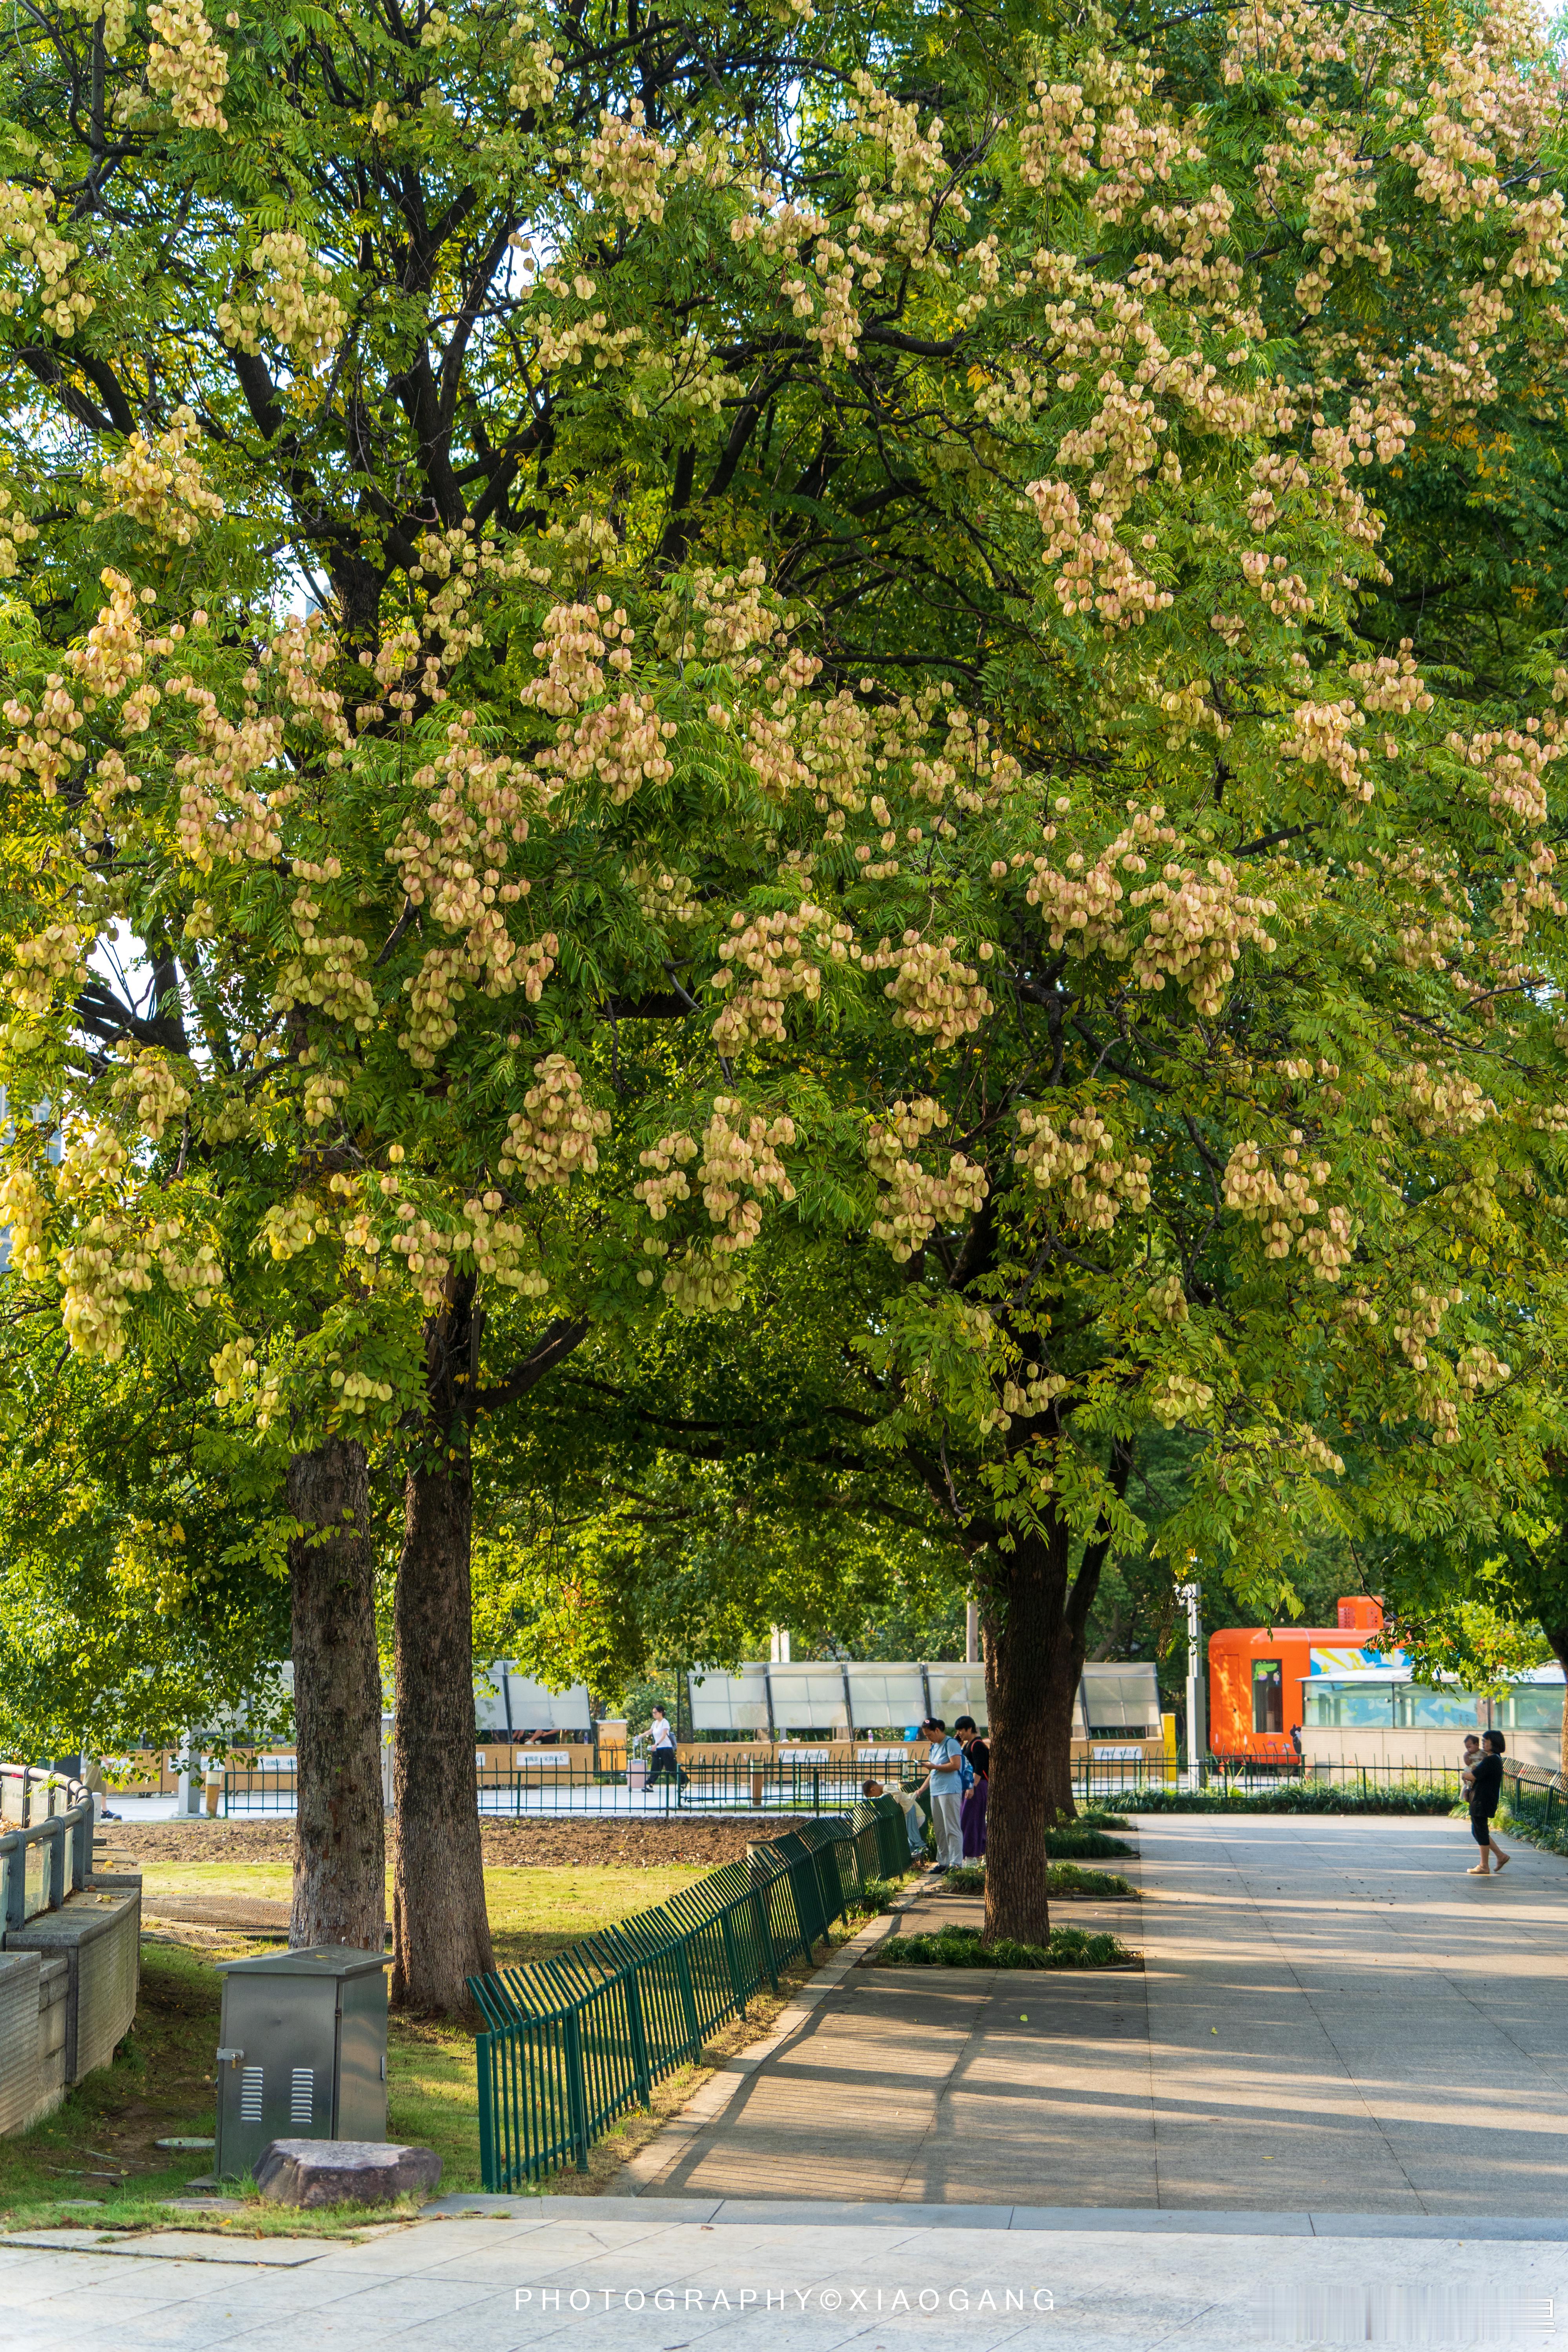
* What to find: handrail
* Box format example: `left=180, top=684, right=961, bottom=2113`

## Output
left=0, top=1762, right=96, bottom=1941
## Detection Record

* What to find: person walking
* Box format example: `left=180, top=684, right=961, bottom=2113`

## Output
left=954, top=1715, right=989, bottom=1859
left=647, top=1704, right=686, bottom=1791
left=916, top=1717, right=965, bottom=1871
left=1466, top=1728, right=1510, bottom=1876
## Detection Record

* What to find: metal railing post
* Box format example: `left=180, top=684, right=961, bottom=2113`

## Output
left=2, top=1834, right=22, bottom=1931
left=624, top=1963, right=653, bottom=2108
left=672, top=1939, right=702, bottom=2062
left=476, top=2029, right=497, bottom=2187
left=750, top=1873, right=779, bottom=1992
left=563, top=2010, right=590, bottom=2174
left=72, top=1802, right=91, bottom=1890
left=719, top=1904, right=746, bottom=2017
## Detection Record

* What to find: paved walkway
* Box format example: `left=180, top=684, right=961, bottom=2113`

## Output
left=10, top=1815, right=1568, bottom=2347
left=4, top=2202, right=1566, bottom=2352
left=633, top=1813, right=1568, bottom=2214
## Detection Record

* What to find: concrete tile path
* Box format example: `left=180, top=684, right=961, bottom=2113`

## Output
left=3, top=2204, right=1566, bottom=2352
left=633, top=1813, right=1568, bottom=2213
left=10, top=1812, right=1568, bottom=2350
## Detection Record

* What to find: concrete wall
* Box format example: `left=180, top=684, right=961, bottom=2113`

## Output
left=1301, top=1727, right=1561, bottom=1775
left=0, top=1872, right=141, bottom=2133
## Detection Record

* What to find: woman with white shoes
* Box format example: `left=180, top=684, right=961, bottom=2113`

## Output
left=1466, top=1729, right=1510, bottom=1876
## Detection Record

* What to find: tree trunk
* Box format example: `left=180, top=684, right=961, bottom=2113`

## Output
left=979, top=1445, right=1131, bottom=1948
left=390, top=1272, right=494, bottom=2016
left=288, top=1438, right=386, bottom=1951
left=391, top=1445, right=493, bottom=2013
left=982, top=1521, right=1072, bottom=1948
left=1042, top=1621, right=1087, bottom=1827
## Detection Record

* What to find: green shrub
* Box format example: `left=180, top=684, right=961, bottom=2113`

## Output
left=1046, top=1823, right=1137, bottom=1857
left=940, top=1861, right=1137, bottom=1899
left=874, top=1924, right=1135, bottom=1970
left=1124, top=1782, right=1455, bottom=1815
left=1049, top=1861, right=1139, bottom=1898
left=1499, top=1792, right=1568, bottom=1859
left=853, top=1875, right=901, bottom=1911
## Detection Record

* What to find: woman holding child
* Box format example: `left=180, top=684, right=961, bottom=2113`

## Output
left=1464, top=1729, right=1510, bottom=1877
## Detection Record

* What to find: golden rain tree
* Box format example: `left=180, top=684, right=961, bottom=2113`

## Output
left=3, top=0, right=1568, bottom=1964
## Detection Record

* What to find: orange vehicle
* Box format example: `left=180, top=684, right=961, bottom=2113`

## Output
left=1209, top=1597, right=1387, bottom=1763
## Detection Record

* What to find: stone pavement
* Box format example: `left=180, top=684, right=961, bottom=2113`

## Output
left=3, top=2201, right=1566, bottom=2352
left=10, top=1811, right=1568, bottom=2350
left=632, top=1813, right=1568, bottom=2213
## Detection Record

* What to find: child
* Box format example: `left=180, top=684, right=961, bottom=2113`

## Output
left=1460, top=1733, right=1480, bottom=1802
left=863, top=1777, right=927, bottom=1863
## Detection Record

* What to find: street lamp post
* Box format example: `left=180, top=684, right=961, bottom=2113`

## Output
left=1179, top=1581, right=1206, bottom=1792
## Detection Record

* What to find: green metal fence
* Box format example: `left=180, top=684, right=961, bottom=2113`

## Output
left=469, top=1798, right=909, bottom=2188
left=1502, top=1760, right=1568, bottom=1826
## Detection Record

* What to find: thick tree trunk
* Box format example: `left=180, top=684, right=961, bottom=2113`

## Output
left=392, top=1445, right=493, bottom=2013
left=390, top=1272, right=494, bottom=2016
left=288, top=1438, right=386, bottom=1951
left=982, top=1522, right=1072, bottom=1948
left=979, top=1446, right=1131, bottom=1948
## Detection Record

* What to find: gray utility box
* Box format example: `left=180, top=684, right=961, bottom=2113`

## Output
left=213, top=1944, right=390, bottom=2181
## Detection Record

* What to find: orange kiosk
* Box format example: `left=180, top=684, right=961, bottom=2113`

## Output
left=1209, top=1596, right=1386, bottom=1764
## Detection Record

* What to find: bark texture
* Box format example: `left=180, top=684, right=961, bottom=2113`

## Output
left=981, top=1523, right=1068, bottom=1949
left=979, top=1443, right=1130, bottom=1949
left=392, top=1443, right=493, bottom=2012
left=391, top=1273, right=494, bottom=2015
left=288, top=1438, right=386, bottom=1951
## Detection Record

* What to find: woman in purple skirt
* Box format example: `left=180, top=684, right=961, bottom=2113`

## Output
left=955, top=1715, right=989, bottom=1857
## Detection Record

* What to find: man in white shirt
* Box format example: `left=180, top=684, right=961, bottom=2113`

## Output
left=916, top=1717, right=965, bottom=1870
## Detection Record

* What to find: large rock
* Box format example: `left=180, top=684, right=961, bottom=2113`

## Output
left=253, top=2138, right=442, bottom=2208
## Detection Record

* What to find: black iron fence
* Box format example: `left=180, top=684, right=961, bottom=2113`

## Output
left=224, top=1757, right=918, bottom=1818
left=220, top=1751, right=1476, bottom=1819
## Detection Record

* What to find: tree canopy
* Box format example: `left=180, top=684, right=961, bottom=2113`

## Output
left=4, top=0, right=1568, bottom=1950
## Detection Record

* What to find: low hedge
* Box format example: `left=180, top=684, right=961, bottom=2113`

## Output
left=874, top=1923, right=1136, bottom=1970
left=1122, top=1782, right=1456, bottom=1816
left=1046, top=1823, right=1138, bottom=1857
left=943, top=1860, right=1138, bottom=1900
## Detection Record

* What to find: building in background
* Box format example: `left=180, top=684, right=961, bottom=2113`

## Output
left=1209, top=1597, right=1565, bottom=1771
left=1209, top=1596, right=1388, bottom=1764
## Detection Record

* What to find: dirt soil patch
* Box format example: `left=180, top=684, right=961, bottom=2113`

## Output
left=143, top=1895, right=291, bottom=1934
left=100, top=1822, right=296, bottom=1866
left=475, top=1818, right=798, bottom=1868
left=106, top=1817, right=799, bottom=1872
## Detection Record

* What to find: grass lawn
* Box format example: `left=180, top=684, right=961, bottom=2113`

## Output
left=0, top=1859, right=709, bottom=2231
left=135, top=1859, right=707, bottom=1965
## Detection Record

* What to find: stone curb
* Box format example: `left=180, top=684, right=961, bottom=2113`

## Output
left=413, top=2197, right=1568, bottom=2242
left=606, top=1886, right=923, bottom=2198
